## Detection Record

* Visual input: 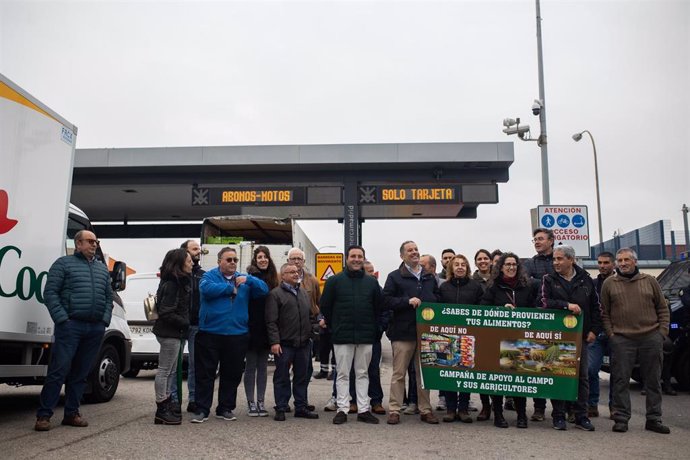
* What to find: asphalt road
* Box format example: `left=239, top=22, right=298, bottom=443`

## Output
left=2, top=341, right=689, bottom=460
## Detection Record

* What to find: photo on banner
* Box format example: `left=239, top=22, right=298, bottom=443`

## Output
left=417, top=303, right=583, bottom=401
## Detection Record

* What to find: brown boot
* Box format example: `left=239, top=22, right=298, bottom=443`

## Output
left=420, top=412, right=439, bottom=424
left=62, top=413, right=89, bottom=427
left=442, top=409, right=456, bottom=423
left=387, top=412, right=400, bottom=425
left=477, top=403, right=492, bottom=421
left=34, top=416, right=51, bottom=431
left=457, top=410, right=473, bottom=423
left=371, top=404, right=386, bottom=415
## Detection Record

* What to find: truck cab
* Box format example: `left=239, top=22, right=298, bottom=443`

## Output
left=66, top=205, right=132, bottom=402
left=200, top=215, right=316, bottom=273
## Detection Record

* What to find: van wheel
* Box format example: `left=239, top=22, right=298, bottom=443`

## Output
left=84, top=344, right=120, bottom=403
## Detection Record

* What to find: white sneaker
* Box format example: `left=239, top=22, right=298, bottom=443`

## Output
left=403, top=403, right=419, bottom=415
left=436, top=396, right=447, bottom=411
left=324, top=396, right=337, bottom=412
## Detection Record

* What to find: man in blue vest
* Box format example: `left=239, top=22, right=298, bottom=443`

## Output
left=35, top=230, right=113, bottom=431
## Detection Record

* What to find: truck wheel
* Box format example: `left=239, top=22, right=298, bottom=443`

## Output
left=122, top=366, right=140, bottom=378
left=84, top=344, right=121, bottom=403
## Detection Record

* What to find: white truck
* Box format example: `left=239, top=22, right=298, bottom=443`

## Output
left=0, top=73, right=131, bottom=403
left=200, top=215, right=317, bottom=273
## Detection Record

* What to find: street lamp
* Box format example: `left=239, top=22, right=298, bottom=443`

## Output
left=572, top=130, right=604, bottom=246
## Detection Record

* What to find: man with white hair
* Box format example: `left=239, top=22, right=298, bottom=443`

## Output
left=287, top=248, right=320, bottom=319
left=600, top=248, right=670, bottom=434
left=287, top=247, right=321, bottom=410
left=539, top=245, right=601, bottom=432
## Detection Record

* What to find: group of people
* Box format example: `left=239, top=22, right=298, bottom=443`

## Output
left=34, top=227, right=674, bottom=435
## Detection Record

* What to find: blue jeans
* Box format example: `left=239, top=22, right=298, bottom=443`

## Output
left=587, top=332, right=611, bottom=407
left=273, top=343, right=310, bottom=412
left=37, top=319, right=105, bottom=418
left=348, top=339, right=384, bottom=405
left=171, top=325, right=198, bottom=403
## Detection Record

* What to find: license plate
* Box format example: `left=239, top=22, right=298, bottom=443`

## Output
left=129, top=325, right=153, bottom=335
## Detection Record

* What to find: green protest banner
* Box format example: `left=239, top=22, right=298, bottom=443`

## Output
left=416, top=303, right=583, bottom=401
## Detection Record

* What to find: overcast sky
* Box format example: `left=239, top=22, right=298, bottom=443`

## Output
left=2, top=0, right=688, bottom=275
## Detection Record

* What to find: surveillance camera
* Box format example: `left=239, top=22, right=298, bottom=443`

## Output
left=503, top=118, right=518, bottom=128
left=532, top=99, right=543, bottom=116
left=502, top=125, right=530, bottom=136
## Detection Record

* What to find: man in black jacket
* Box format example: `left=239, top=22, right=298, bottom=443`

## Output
left=383, top=240, right=440, bottom=425
left=539, top=245, right=602, bottom=432
left=265, top=263, right=319, bottom=422
left=525, top=227, right=556, bottom=421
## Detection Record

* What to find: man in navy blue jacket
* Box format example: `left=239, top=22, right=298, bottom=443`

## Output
left=191, top=247, right=268, bottom=423
left=35, top=230, right=112, bottom=432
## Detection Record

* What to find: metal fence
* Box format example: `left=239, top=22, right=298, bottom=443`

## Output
left=590, top=220, right=687, bottom=260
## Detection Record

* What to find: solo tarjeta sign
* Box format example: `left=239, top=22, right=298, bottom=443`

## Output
left=416, top=303, right=583, bottom=401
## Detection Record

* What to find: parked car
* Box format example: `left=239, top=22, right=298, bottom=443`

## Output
left=658, top=260, right=690, bottom=389
left=599, top=260, right=690, bottom=388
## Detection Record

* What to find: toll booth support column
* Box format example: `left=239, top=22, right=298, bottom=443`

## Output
left=343, top=181, right=362, bottom=250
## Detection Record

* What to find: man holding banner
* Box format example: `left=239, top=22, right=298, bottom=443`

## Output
left=539, top=245, right=601, bottom=431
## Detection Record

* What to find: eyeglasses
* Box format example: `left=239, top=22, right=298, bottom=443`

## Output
left=532, top=237, right=548, bottom=243
left=288, top=257, right=304, bottom=262
left=79, top=239, right=100, bottom=245
left=283, top=270, right=299, bottom=274
left=223, top=257, right=239, bottom=263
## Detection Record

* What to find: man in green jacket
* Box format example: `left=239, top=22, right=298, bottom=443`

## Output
left=35, top=230, right=113, bottom=431
left=321, top=245, right=382, bottom=425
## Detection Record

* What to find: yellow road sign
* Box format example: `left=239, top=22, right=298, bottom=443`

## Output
left=316, top=253, right=343, bottom=293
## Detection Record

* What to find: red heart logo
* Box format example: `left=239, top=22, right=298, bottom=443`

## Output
left=0, top=190, right=19, bottom=235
